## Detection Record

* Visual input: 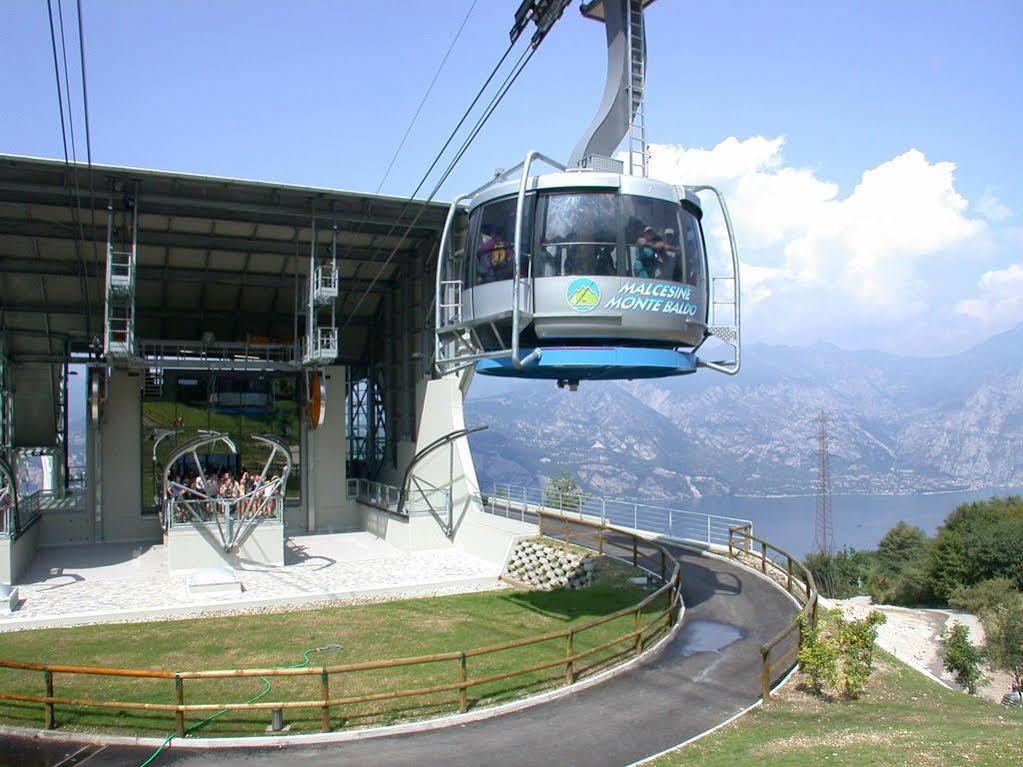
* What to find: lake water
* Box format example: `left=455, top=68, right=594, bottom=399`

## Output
left=688, top=487, right=1021, bottom=556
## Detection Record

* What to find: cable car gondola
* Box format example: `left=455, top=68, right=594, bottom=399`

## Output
left=434, top=0, right=740, bottom=388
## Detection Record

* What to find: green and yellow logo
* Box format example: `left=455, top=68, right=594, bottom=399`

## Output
left=566, top=278, right=601, bottom=313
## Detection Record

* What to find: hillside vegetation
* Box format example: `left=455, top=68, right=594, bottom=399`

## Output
left=652, top=651, right=1022, bottom=767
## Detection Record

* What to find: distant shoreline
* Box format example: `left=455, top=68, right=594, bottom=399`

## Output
left=726, top=486, right=1021, bottom=501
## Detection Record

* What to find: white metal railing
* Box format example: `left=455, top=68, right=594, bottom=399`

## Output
left=347, top=478, right=450, bottom=518
left=487, top=483, right=752, bottom=548
left=136, top=339, right=299, bottom=370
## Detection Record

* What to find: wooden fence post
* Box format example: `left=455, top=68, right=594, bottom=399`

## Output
left=43, top=670, right=54, bottom=730
left=538, top=513, right=545, bottom=536
left=634, top=609, right=643, bottom=653
left=598, top=527, right=604, bottom=555
left=786, top=558, right=793, bottom=593
left=458, top=652, right=468, bottom=713
left=632, top=538, right=638, bottom=568
left=565, top=631, right=575, bottom=684
left=660, top=550, right=666, bottom=582
left=321, top=669, right=331, bottom=732
left=761, top=647, right=772, bottom=704
left=174, top=675, right=185, bottom=738
left=760, top=541, right=767, bottom=573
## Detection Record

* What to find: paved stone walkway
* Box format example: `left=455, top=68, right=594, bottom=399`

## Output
left=1, top=535, right=500, bottom=631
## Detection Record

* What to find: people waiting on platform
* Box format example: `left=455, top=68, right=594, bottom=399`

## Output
left=166, top=468, right=282, bottom=524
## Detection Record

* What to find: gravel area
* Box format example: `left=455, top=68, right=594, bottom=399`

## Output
left=827, top=595, right=1014, bottom=704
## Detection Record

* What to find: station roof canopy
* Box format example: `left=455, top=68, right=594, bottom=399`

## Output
left=0, top=154, right=449, bottom=365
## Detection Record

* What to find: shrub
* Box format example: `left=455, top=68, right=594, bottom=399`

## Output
left=798, top=609, right=885, bottom=700
left=797, top=614, right=840, bottom=696
left=938, top=623, right=988, bottom=695
left=949, top=577, right=1020, bottom=621
left=836, top=610, right=886, bottom=699
left=984, top=593, right=1023, bottom=690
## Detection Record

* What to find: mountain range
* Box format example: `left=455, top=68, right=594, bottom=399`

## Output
left=464, top=323, right=1023, bottom=500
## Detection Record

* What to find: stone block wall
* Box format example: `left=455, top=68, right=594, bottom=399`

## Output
left=503, top=537, right=597, bottom=591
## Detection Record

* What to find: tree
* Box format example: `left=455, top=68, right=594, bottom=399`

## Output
left=876, top=521, right=927, bottom=574
left=985, top=595, right=1023, bottom=690
left=939, top=623, right=988, bottom=695
left=544, top=471, right=586, bottom=514
left=805, top=547, right=873, bottom=599
left=927, top=497, right=1023, bottom=601
left=949, top=578, right=1019, bottom=621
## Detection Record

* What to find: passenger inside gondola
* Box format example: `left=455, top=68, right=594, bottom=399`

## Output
left=478, top=224, right=515, bottom=283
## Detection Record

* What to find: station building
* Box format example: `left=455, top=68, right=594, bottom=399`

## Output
left=0, top=154, right=527, bottom=584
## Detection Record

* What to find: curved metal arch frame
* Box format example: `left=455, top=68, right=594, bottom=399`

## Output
left=162, top=432, right=292, bottom=551
left=396, top=426, right=488, bottom=531
left=434, top=151, right=567, bottom=377
left=687, top=184, right=742, bottom=376
left=0, top=455, right=18, bottom=536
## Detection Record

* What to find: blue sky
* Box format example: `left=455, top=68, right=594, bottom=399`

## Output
left=2, top=0, right=1021, bottom=353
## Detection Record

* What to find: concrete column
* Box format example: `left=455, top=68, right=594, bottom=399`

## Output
left=99, top=369, right=160, bottom=543
left=308, top=366, right=354, bottom=532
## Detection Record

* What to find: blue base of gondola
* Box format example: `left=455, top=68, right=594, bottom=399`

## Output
left=474, top=347, right=698, bottom=381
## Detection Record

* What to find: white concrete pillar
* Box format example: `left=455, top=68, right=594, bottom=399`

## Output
left=307, top=366, right=354, bottom=532
left=99, top=369, right=160, bottom=543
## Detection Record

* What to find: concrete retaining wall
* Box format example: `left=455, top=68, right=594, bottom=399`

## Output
left=0, top=519, right=40, bottom=584
left=503, top=537, right=597, bottom=591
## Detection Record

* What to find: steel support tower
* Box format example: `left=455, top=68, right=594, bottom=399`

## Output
left=814, top=410, right=834, bottom=554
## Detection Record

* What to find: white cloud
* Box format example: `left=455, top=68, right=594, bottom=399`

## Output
left=955, top=263, right=1023, bottom=332
left=976, top=191, right=1012, bottom=222
left=646, top=137, right=995, bottom=349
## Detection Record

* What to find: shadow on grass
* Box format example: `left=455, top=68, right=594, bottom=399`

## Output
left=498, top=585, right=645, bottom=622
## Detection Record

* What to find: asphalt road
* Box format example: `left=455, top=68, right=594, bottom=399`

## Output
left=0, top=544, right=797, bottom=767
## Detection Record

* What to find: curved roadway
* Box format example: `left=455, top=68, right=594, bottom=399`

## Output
left=1, top=545, right=797, bottom=767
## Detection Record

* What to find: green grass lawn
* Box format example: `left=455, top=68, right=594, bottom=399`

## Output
left=652, top=651, right=1022, bottom=767
left=0, top=558, right=668, bottom=737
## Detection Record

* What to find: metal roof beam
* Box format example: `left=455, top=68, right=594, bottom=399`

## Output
left=2, top=303, right=375, bottom=325
left=0, top=218, right=416, bottom=264
left=0, top=181, right=446, bottom=236
left=0, top=257, right=396, bottom=293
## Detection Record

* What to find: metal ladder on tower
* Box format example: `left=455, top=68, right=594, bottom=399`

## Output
left=625, top=0, right=647, bottom=177
left=302, top=217, right=340, bottom=365
left=104, top=189, right=138, bottom=361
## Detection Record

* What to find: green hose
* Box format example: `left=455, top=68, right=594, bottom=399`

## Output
left=138, top=646, right=337, bottom=767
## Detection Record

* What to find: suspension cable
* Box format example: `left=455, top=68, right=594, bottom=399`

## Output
left=341, top=40, right=539, bottom=330
left=76, top=0, right=100, bottom=354
left=374, top=0, right=479, bottom=196
left=47, top=0, right=93, bottom=342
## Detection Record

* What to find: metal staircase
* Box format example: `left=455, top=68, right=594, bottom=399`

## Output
left=625, top=0, right=647, bottom=177
left=143, top=369, right=164, bottom=399
left=103, top=190, right=138, bottom=361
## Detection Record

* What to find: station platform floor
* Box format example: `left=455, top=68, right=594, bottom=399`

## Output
left=0, top=532, right=502, bottom=633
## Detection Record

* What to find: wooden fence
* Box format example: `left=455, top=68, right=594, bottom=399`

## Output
left=0, top=510, right=683, bottom=737
left=727, top=524, right=818, bottom=702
